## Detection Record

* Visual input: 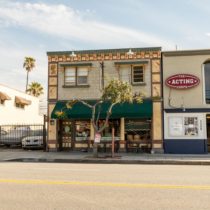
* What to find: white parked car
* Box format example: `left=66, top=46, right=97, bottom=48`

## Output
left=0, top=127, right=31, bottom=146
left=22, top=136, right=43, bottom=149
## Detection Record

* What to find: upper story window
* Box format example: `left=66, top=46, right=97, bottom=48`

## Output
left=15, top=103, right=25, bottom=109
left=204, top=61, right=210, bottom=104
left=0, top=99, right=5, bottom=105
left=77, top=67, right=88, bottom=85
left=64, top=67, right=88, bottom=86
left=65, top=67, right=76, bottom=86
left=0, top=91, right=11, bottom=105
left=115, top=61, right=148, bottom=86
left=15, top=96, right=31, bottom=109
left=119, top=66, right=130, bottom=83
left=132, top=66, right=144, bottom=84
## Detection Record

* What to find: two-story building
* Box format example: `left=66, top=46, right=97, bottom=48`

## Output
left=162, top=49, right=210, bottom=154
left=47, top=47, right=163, bottom=153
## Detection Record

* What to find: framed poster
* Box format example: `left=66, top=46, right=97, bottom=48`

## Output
left=169, top=117, right=183, bottom=137
left=184, top=117, right=198, bottom=136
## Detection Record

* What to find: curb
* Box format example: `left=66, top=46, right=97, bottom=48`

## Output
left=4, top=158, right=210, bottom=165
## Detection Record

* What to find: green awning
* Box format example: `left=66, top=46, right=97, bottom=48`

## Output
left=51, top=99, right=152, bottom=119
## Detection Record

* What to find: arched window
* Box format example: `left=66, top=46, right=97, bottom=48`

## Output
left=204, top=60, right=210, bottom=104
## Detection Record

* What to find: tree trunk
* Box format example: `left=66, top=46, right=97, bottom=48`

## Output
left=93, top=142, right=98, bottom=158
left=112, top=126, right=115, bottom=158
left=93, top=130, right=98, bottom=158
left=26, top=71, right=29, bottom=92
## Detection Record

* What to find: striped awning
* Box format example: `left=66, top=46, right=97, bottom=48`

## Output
left=15, top=96, right=31, bottom=105
left=0, top=91, right=11, bottom=101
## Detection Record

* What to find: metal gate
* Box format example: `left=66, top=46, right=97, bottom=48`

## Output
left=0, top=124, right=46, bottom=150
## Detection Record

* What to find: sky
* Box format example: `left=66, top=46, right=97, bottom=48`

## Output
left=0, top=0, right=210, bottom=97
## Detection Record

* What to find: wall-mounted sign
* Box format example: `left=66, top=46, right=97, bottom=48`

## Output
left=94, top=132, right=101, bottom=143
left=166, top=74, right=200, bottom=89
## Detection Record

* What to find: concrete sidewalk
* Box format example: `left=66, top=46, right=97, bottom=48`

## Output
left=1, top=149, right=210, bottom=165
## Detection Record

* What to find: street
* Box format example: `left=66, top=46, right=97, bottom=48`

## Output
left=0, top=163, right=210, bottom=210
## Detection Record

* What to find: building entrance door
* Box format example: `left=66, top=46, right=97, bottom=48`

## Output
left=206, top=115, right=210, bottom=153
left=58, top=120, right=73, bottom=151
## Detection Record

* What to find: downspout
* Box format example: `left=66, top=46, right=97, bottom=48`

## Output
left=100, top=61, right=104, bottom=90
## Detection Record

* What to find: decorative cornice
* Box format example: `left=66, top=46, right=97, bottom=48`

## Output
left=47, top=47, right=161, bottom=62
left=47, top=47, right=161, bottom=55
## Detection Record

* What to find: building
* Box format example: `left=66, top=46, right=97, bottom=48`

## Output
left=0, top=84, right=43, bottom=125
left=162, top=49, right=210, bottom=154
left=47, top=47, right=163, bottom=153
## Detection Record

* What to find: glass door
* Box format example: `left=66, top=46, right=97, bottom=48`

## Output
left=60, top=120, right=72, bottom=150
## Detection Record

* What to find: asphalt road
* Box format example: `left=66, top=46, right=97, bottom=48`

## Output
left=0, top=163, right=210, bottom=210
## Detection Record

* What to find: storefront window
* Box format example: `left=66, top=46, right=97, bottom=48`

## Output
left=75, top=121, right=90, bottom=141
left=125, top=119, right=151, bottom=141
left=99, top=119, right=120, bottom=141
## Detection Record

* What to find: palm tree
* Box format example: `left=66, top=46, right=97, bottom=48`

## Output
left=27, top=82, right=44, bottom=97
left=23, top=57, right=36, bottom=92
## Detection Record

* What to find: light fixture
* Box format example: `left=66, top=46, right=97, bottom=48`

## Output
left=70, top=51, right=76, bottom=57
left=50, top=119, right=55, bottom=125
left=127, top=48, right=134, bottom=55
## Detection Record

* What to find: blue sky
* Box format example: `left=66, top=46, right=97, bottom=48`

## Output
left=0, top=0, right=210, bottom=95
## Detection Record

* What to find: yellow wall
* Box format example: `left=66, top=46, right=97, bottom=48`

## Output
left=152, top=102, right=162, bottom=141
left=47, top=103, right=57, bottom=150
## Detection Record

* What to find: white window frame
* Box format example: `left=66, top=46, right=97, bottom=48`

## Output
left=77, top=67, right=89, bottom=86
left=119, top=66, right=130, bottom=83
left=64, top=66, right=89, bottom=86
left=64, top=67, right=76, bottom=86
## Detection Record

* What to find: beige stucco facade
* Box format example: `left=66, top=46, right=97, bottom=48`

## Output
left=163, top=52, right=210, bottom=109
left=57, top=60, right=151, bottom=100
left=162, top=50, right=210, bottom=154
left=47, top=48, right=163, bottom=153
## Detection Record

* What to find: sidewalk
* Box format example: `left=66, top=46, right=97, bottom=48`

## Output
left=1, top=149, right=210, bottom=165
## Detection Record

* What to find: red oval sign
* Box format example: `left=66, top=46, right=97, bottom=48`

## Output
left=166, top=74, right=200, bottom=89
